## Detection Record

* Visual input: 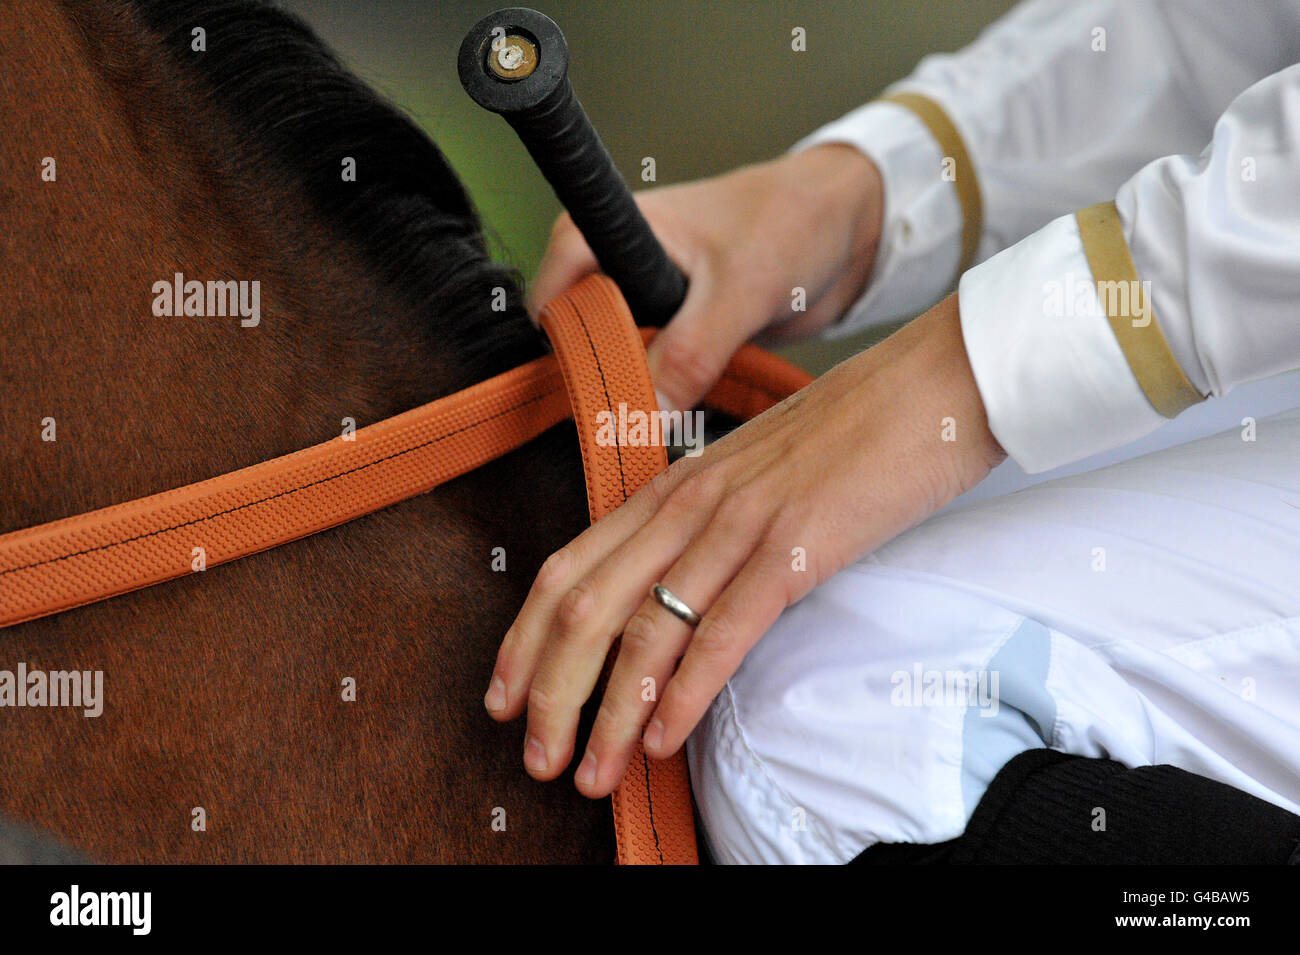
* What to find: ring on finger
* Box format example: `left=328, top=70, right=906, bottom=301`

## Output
left=650, top=583, right=703, bottom=627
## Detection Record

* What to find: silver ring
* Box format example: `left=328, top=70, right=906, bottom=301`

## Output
left=651, top=583, right=702, bottom=626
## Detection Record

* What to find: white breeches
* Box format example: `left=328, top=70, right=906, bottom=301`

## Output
left=689, top=371, right=1300, bottom=864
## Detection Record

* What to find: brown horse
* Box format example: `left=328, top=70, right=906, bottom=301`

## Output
left=0, top=0, right=613, bottom=862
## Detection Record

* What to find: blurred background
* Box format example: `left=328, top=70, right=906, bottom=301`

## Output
left=279, top=0, right=1017, bottom=371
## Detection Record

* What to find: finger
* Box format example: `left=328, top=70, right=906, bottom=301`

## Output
left=526, top=213, right=596, bottom=318
left=574, top=500, right=766, bottom=797
left=643, top=543, right=792, bottom=759
left=518, top=469, right=730, bottom=780
left=486, top=453, right=705, bottom=722
left=647, top=273, right=775, bottom=412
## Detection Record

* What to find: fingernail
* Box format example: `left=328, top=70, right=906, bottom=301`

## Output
left=484, top=676, right=506, bottom=713
left=576, top=751, right=597, bottom=788
left=524, top=735, right=547, bottom=773
left=654, top=389, right=674, bottom=413
left=644, top=718, right=664, bottom=752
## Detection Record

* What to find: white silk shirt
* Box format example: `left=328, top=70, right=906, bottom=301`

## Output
left=795, top=0, right=1300, bottom=473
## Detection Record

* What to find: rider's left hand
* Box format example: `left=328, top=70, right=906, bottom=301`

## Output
left=483, top=292, right=1004, bottom=797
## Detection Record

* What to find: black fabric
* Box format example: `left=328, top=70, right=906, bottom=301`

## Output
left=852, top=749, right=1300, bottom=865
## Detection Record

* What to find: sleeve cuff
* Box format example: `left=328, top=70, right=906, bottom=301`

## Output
left=793, top=100, right=964, bottom=338
left=958, top=211, right=1178, bottom=474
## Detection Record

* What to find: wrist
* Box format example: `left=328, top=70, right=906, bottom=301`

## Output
left=781, top=143, right=883, bottom=298
left=928, top=294, right=1006, bottom=493
left=892, top=293, right=1006, bottom=507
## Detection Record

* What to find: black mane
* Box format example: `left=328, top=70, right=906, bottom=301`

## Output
left=125, top=0, right=542, bottom=379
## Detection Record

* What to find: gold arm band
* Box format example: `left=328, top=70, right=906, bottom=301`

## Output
left=1075, top=201, right=1204, bottom=419
left=880, top=90, right=983, bottom=279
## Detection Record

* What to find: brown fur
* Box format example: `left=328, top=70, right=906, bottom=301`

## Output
left=0, top=0, right=613, bottom=862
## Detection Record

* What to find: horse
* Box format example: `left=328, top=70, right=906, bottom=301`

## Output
left=0, top=0, right=614, bottom=863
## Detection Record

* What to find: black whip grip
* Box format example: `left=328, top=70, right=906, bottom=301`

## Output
left=458, top=7, right=687, bottom=326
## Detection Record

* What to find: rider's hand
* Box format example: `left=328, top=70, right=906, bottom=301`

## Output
left=526, top=144, right=885, bottom=412
left=484, top=293, right=1006, bottom=797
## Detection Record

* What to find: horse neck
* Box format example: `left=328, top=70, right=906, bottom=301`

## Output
left=0, top=0, right=611, bottom=863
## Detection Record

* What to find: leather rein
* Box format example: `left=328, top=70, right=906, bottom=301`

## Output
left=0, top=273, right=812, bottom=865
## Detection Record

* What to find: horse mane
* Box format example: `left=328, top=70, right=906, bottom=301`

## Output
left=124, top=0, right=541, bottom=381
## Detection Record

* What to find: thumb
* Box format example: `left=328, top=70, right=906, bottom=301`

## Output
left=647, top=278, right=772, bottom=412
left=526, top=214, right=597, bottom=320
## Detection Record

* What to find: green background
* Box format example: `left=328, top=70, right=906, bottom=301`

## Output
left=280, top=0, right=1016, bottom=371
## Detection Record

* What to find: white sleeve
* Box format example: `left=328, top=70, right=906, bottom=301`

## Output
left=960, top=64, right=1300, bottom=474
left=795, top=0, right=1300, bottom=337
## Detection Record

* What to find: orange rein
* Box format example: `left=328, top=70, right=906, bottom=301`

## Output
left=0, top=274, right=811, bottom=864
